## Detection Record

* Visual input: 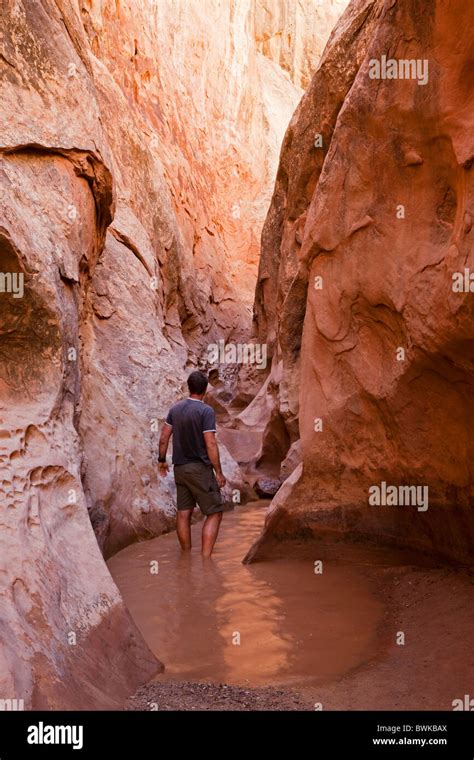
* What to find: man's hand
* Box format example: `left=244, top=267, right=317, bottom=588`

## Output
left=158, top=461, right=169, bottom=477
left=204, top=431, right=226, bottom=489
left=216, top=472, right=226, bottom=489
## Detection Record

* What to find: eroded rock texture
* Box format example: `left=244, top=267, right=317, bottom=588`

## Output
left=0, top=153, right=160, bottom=706
left=0, top=0, right=344, bottom=710
left=0, top=0, right=164, bottom=703
left=248, top=0, right=474, bottom=564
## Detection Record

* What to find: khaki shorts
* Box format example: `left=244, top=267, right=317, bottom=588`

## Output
left=174, top=461, right=224, bottom=515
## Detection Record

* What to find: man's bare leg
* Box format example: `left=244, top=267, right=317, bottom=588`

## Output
left=177, top=508, right=194, bottom=550
left=201, top=512, right=223, bottom=557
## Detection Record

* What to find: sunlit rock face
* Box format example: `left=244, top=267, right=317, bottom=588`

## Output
left=249, top=0, right=474, bottom=564
left=0, top=0, right=344, bottom=709
left=254, top=0, right=349, bottom=89
left=79, top=0, right=346, bottom=335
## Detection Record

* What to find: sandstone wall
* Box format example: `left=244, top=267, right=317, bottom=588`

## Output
left=0, top=0, right=161, bottom=707
left=249, top=0, right=474, bottom=564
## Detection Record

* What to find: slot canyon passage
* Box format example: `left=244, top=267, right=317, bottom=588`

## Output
left=1, top=0, right=474, bottom=712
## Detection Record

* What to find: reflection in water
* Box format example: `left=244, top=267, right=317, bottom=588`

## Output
left=108, top=501, right=383, bottom=687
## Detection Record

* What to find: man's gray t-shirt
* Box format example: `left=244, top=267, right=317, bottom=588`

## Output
left=165, top=398, right=216, bottom=465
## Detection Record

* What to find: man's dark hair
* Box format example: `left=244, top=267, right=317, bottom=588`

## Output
left=187, top=370, right=208, bottom=395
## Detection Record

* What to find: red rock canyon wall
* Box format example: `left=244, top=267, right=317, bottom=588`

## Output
left=248, top=0, right=474, bottom=564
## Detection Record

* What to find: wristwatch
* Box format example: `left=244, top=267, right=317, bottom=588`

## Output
left=158, top=456, right=166, bottom=463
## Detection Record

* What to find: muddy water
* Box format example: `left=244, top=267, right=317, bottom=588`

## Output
left=108, top=501, right=384, bottom=688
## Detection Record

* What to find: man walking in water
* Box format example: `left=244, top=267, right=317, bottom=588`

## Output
left=158, top=371, right=226, bottom=557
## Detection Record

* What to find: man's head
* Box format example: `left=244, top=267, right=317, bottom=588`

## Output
left=187, top=370, right=208, bottom=397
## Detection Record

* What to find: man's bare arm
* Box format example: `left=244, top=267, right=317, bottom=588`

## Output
left=158, top=423, right=173, bottom=476
left=159, top=423, right=172, bottom=458
left=203, top=431, right=226, bottom=487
